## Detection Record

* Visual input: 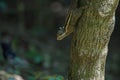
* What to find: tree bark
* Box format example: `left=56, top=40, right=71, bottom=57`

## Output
left=69, top=0, right=119, bottom=80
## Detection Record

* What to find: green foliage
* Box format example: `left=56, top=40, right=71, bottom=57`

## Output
left=42, top=75, right=64, bottom=80
left=27, top=76, right=35, bottom=80
left=25, top=46, right=44, bottom=64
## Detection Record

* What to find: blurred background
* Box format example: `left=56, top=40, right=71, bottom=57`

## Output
left=0, top=0, right=119, bottom=80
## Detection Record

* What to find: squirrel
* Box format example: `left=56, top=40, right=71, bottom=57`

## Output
left=57, top=8, right=86, bottom=40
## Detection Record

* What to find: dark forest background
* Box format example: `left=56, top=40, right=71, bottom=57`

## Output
left=0, top=0, right=119, bottom=80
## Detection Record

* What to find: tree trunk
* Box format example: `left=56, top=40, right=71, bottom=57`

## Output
left=68, top=0, right=119, bottom=80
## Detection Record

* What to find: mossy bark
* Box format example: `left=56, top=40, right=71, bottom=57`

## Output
left=69, top=0, right=119, bottom=80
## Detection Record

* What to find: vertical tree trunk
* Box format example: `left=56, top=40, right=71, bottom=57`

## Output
left=69, top=0, right=119, bottom=80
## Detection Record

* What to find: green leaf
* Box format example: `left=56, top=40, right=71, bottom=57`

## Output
left=56, top=76, right=64, bottom=80
left=34, top=56, right=43, bottom=64
left=48, top=77, right=55, bottom=80
left=27, top=76, right=35, bottom=80
left=25, top=46, right=43, bottom=63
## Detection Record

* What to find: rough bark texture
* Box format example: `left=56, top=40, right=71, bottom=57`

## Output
left=69, top=0, right=119, bottom=80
